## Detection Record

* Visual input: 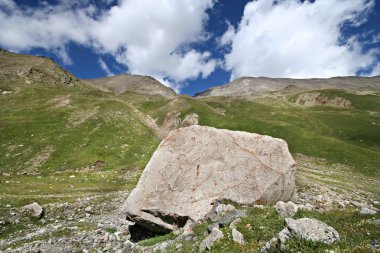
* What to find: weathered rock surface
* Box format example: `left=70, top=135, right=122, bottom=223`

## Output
left=295, top=92, right=351, bottom=108
left=275, top=201, right=298, bottom=218
left=124, top=126, right=296, bottom=233
left=199, top=227, right=224, bottom=252
left=360, top=206, right=378, bottom=215
left=21, top=202, right=44, bottom=219
left=280, top=218, right=340, bottom=245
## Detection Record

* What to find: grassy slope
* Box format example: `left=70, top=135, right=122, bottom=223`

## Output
left=1, top=52, right=380, bottom=251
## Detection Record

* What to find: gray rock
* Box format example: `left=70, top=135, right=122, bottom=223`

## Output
left=218, top=210, right=247, bottom=228
left=284, top=218, right=340, bottom=244
left=124, top=126, right=296, bottom=233
left=207, top=223, right=220, bottom=234
left=260, top=237, right=277, bottom=253
left=215, top=204, right=236, bottom=216
left=85, top=206, right=93, bottom=214
left=199, top=227, right=224, bottom=252
left=360, top=207, right=378, bottom=215
left=229, top=218, right=241, bottom=229
left=275, top=201, right=298, bottom=218
left=122, top=240, right=134, bottom=253
left=21, top=202, right=44, bottom=219
left=232, top=228, right=245, bottom=245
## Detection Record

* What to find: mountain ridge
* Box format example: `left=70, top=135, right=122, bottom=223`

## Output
left=195, top=76, right=380, bottom=97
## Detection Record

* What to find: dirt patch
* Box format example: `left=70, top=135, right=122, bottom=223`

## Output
left=48, top=95, right=71, bottom=109
left=295, top=92, right=352, bottom=108
left=67, top=106, right=99, bottom=128
left=22, top=146, right=55, bottom=174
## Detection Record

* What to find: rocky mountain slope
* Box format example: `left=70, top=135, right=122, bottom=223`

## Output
left=195, top=76, right=380, bottom=97
left=0, top=51, right=379, bottom=252
left=84, top=74, right=177, bottom=98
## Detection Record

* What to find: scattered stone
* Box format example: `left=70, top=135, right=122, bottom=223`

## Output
left=299, top=203, right=314, bottom=211
left=360, top=206, right=378, bottom=215
left=370, top=219, right=380, bottom=226
left=182, top=219, right=195, bottom=235
left=281, top=218, right=340, bottom=245
left=21, top=202, right=44, bottom=219
left=232, top=228, right=245, bottom=245
left=275, top=201, right=298, bottom=218
left=215, top=204, right=236, bottom=216
left=125, top=126, right=296, bottom=233
left=207, top=223, right=219, bottom=234
left=85, top=206, right=94, bottom=214
left=199, top=227, right=224, bottom=252
left=260, top=237, right=277, bottom=253
left=218, top=210, right=247, bottom=228
left=229, top=218, right=241, bottom=229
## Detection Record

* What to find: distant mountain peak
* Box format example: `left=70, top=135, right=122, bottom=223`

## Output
left=84, top=74, right=177, bottom=99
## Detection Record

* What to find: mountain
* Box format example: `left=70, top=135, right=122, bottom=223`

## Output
left=84, top=74, right=177, bottom=98
left=1, top=51, right=379, bottom=252
left=195, top=76, right=380, bottom=97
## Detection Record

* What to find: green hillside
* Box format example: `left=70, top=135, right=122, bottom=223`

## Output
left=0, top=51, right=379, bottom=252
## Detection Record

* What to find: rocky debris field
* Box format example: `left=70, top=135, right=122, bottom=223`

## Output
left=1, top=156, right=379, bottom=252
left=0, top=160, right=379, bottom=252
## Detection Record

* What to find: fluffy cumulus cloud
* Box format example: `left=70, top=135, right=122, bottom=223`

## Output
left=0, top=0, right=217, bottom=90
left=221, top=0, right=379, bottom=79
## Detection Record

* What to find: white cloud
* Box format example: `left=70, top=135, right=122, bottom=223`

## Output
left=370, top=63, right=380, bottom=76
left=221, top=0, right=379, bottom=79
left=98, top=58, right=114, bottom=76
left=0, top=0, right=217, bottom=91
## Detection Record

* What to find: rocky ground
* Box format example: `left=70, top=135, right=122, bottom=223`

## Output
left=1, top=155, right=378, bottom=252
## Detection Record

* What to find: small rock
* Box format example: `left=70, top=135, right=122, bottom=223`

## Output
left=275, top=201, right=298, bottom=218
left=218, top=210, right=247, bottom=228
left=370, top=219, right=380, bottom=226
left=229, top=218, right=241, bottom=229
left=182, top=219, right=195, bottom=235
left=70, top=175, right=75, bottom=178
left=232, top=228, right=245, bottom=245
left=122, top=240, right=134, bottom=253
left=207, top=223, right=219, bottom=234
left=260, top=237, right=277, bottom=253
left=85, top=206, right=93, bottom=214
left=283, top=218, right=340, bottom=244
left=360, top=207, right=378, bottom=215
left=21, top=202, right=44, bottom=219
left=299, top=203, right=314, bottom=211
left=199, top=227, right=224, bottom=252
left=215, top=204, right=236, bottom=216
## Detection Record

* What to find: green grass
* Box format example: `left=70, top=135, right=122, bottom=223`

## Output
left=166, top=207, right=380, bottom=253
left=138, top=232, right=177, bottom=247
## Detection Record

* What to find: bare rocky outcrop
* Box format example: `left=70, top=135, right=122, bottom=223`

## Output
left=295, top=92, right=352, bottom=108
left=124, top=126, right=296, bottom=235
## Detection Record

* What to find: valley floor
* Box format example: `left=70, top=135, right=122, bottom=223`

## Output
left=1, top=155, right=379, bottom=252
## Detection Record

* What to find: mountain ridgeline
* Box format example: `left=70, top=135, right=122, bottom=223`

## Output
left=1, top=49, right=380, bottom=252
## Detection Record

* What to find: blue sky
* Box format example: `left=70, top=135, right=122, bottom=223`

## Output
left=1, top=0, right=380, bottom=95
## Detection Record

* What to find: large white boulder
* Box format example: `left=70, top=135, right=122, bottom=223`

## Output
left=124, top=126, right=296, bottom=233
